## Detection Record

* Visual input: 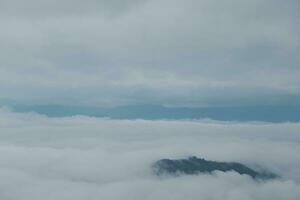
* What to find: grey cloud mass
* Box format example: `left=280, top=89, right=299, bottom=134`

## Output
left=0, top=109, right=300, bottom=199
left=0, top=0, right=300, bottom=106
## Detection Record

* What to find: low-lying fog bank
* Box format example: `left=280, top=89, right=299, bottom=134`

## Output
left=0, top=108, right=300, bottom=200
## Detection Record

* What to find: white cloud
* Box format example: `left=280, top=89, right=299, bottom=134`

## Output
left=0, top=109, right=300, bottom=199
left=0, top=0, right=300, bottom=106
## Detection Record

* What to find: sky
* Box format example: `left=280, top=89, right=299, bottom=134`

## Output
left=1, top=0, right=300, bottom=106
left=0, top=108, right=300, bottom=200
left=1, top=2, right=300, bottom=199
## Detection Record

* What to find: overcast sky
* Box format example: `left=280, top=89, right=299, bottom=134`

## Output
left=1, top=0, right=299, bottom=106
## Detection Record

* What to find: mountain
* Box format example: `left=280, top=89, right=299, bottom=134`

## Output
left=5, top=104, right=300, bottom=122
left=153, top=156, right=278, bottom=180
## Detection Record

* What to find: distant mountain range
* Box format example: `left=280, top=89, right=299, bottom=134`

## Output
left=2, top=103, right=300, bottom=122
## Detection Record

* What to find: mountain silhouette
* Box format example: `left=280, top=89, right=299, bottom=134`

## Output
left=153, top=156, right=278, bottom=180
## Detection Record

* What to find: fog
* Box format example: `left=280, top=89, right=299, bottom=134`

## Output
left=0, top=108, right=299, bottom=199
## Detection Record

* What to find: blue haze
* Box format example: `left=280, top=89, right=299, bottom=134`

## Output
left=5, top=104, right=300, bottom=122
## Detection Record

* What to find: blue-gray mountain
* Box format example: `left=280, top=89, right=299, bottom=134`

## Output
left=4, top=104, right=300, bottom=122
left=153, top=156, right=278, bottom=180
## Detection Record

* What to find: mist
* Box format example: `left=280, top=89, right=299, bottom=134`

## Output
left=0, top=108, right=299, bottom=199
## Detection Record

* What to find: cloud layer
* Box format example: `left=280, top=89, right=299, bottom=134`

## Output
left=1, top=0, right=300, bottom=106
left=0, top=108, right=300, bottom=199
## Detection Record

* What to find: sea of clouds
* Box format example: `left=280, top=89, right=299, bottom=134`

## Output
left=0, top=107, right=300, bottom=200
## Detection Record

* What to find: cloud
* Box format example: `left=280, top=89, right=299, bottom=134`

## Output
left=0, top=108, right=300, bottom=199
left=0, top=0, right=300, bottom=106
left=0, top=0, right=147, bottom=18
